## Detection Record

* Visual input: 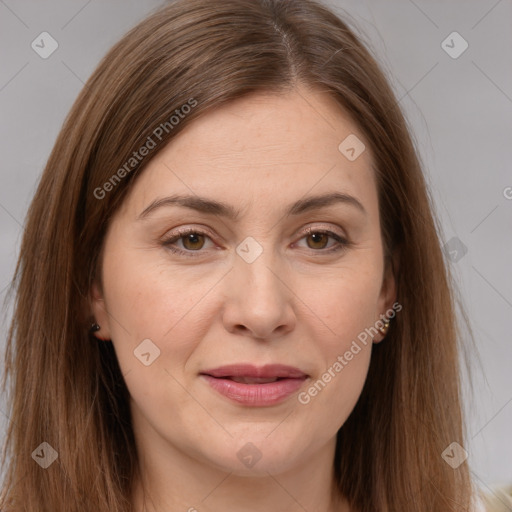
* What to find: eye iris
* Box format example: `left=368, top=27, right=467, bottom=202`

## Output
left=182, top=233, right=205, bottom=250
left=307, top=232, right=328, bottom=249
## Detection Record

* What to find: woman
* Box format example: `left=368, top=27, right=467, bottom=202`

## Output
left=0, top=0, right=483, bottom=510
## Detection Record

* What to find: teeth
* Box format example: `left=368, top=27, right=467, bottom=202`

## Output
left=230, top=377, right=280, bottom=384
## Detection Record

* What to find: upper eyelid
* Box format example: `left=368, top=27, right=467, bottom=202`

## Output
left=300, top=225, right=347, bottom=238
left=165, top=224, right=347, bottom=241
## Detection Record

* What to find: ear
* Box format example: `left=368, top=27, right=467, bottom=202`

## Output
left=374, top=251, right=399, bottom=343
left=89, top=279, right=112, bottom=341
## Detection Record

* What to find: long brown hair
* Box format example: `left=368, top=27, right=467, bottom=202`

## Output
left=1, top=0, right=474, bottom=510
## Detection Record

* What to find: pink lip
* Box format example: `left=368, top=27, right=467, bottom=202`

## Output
left=200, top=364, right=308, bottom=406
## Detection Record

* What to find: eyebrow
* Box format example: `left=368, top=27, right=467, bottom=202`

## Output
left=137, top=191, right=367, bottom=221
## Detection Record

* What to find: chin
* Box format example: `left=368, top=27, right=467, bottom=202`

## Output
left=197, top=433, right=310, bottom=476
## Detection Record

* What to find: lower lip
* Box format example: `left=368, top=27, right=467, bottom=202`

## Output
left=201, top=375, right=307, bottom=406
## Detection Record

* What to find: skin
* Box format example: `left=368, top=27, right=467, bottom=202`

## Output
left=90, top=85, right=396, bottom=512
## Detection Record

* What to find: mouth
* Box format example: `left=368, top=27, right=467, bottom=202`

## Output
left=222, top=376, right=286, bottom=384
left=199, top=364, right=308, bottom=406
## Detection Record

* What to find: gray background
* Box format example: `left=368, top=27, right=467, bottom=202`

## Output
left=1, top=0, right=511, bottom=494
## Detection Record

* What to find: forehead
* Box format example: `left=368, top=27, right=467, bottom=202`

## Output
left=121, top=87, right=379, bottom=220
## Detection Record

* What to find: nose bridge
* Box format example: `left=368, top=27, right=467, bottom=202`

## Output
left=235, top=235, right=283, bottom=301
left=222, top=234, right=295, bottom=338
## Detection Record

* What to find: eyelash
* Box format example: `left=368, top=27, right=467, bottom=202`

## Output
left=161, top=226, right=350, bottom=258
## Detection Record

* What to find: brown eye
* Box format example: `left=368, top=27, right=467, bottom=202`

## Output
left=295, top=228, right=349, bottom=254
left=162, top=229, right=214, bottom=257
left=305, top=232, right=330, bottom=250
left=181, top=232, right=206, bottom=250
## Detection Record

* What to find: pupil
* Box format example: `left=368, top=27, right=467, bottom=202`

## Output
left=184, top=233, right=203, bottom=249
left=309, top=233, right=327, bottom=249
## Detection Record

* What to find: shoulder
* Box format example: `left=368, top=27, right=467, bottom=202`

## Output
left=475, top=484, right=512, bottom=512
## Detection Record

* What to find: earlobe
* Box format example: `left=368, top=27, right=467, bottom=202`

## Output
left=89, top=280, right=111, bottom=341
left=375, top=317, right=391, bottom=341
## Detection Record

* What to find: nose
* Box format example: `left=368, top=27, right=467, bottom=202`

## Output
left=221, top=248, right=296, bottom=341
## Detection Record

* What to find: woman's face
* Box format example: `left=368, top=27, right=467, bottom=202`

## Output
left=91, top=86, right=396, bottom=476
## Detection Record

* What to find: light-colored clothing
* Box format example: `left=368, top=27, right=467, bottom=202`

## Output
left=477, top=484, right=512, bottom=511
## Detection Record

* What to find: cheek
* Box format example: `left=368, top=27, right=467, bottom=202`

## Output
left=298, top=312, right=374, bottom=430
left=102, top=254, right=216, bottom=433
left=292, top=265, right=381, bottom=426
left=300, top=345, right=372, bottom=438
left=295, top=265, right=383, bottom=351
left=101, top=247, right=218, bottom=376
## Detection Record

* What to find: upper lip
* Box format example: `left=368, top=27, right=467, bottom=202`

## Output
left=200, top=364, right=307, bottom=379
